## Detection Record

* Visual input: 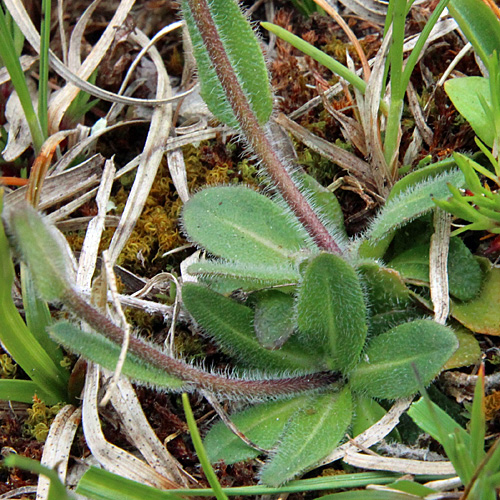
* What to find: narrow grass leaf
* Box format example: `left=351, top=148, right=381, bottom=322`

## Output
left=365, top=169, right=465, bottom=242
left=296, top=253, right=367, bottom=372
left=181, top=0, right=272, bottom=128
left=182, top=283, right=320, bottom=372
left=0, top=379, right=50, bottom=404
left=49, top=322, right=185, bottom=390
left=349, top=320, right=458, bottom=399
left=469, top=366, right=486, bottom=467
left=183, top=393, right=228, bottom=500
left=204, top=395, right=309, bottom=464
left=259, top=387, right=352, bottom=487
left=4, top=454, right=69, bottom=500
left=182, top=186, right=312, bottom=266
left=317, top=491, right=423, bottom=499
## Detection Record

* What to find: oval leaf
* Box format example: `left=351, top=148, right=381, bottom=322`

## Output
left=445, top=77, right=493, bottom=146
left=296, top=253, right=367, bottom=372
left=349, top=320, right=458, bottom=399
left=181, top=0, right=273, bottom=128
left=182, top=186, right=313, bottom=265
left=182, top=283, right=319, bottom=372
left=259, top=387, right=352, bottom=487
left=451, top=265, right=500, bottom=335
left=204, top=395, right=310, bottom=464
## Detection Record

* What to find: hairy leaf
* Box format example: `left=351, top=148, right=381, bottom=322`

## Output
left=358, top=261, right=421, bottom=337
left=365, top=169, right=465, bottom=242
left=182, top=283, right=320, bottom=371
left=351, top=395, right=388, bottom=437
left=259, top=387, right=352, bottom=487
left=187, top=259, right=300, bottom=293
left=349, top=320, right=458, bottom=399
left=181, top=0, right=273, bottom=129
left=445, top=77, right=493, bottom=146
left=251, top=290, right=296, bottom=349
left=49, top=322, right=185, bottom=390
left=204, top=395, right=309, bottom=464
left=296, top=253, right=367, bottom=372
left=182, top=186, right=313, bottom=266
left=388, top=238, right=483, bottom=301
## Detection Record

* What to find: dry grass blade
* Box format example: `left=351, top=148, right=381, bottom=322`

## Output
left=107, top=29, right=173, bottom=265
left=406, top=81, right=433, bottom=147
left=108, top=377, right=190, bottom=486
left=314, top=0, right=371, bottom=80
left=82, top=364, right=180, bottom=489
left=5, top=154, right=104, bottom=211
left=0, top=55, right=38, bottom=85
left=36, top=405, right=82, bottom=500
left=167, top=149, right=190, bottom=203
left=275, top=113, right=376, bottom=190
left=344, top=449, right=456, bottom=475
left=430, top=210, right=452, bottom=325
left=337, top=0, right=388, bottom=24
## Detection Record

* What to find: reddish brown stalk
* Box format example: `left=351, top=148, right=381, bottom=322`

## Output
left=63, top=287, right=338, bottom=399
left=186, top=0, right=342, bottom=255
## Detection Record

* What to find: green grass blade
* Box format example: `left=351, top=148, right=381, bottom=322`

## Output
left=0, top=4, right=44, bottom=152
left=38, top=0, right=51, bottom=137
left=261, top=22, right=367, bottom=96
left=0, top=379, right=50, bottom=404
left=469, top=366, right=486, bottom=467
left=182, top=393, right=228, bottom=500
left=77, top=467, right=401, bottom=498
left=4, top=455, right=69, bottom=500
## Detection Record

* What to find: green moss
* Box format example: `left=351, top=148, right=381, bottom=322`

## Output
left=0, top=353, right=17, bottom=378
left=23, top=399, right=65, bottom=442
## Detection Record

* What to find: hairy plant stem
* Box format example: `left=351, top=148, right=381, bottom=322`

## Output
left=185, top=0, right=342, bottom=255
left=61, top=287, right=338, bottom=399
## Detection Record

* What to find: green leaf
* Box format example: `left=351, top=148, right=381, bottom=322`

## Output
left=351, top=395, right=388, bottom=437
left=388, top=238, right=483, bottom=301
left=187, top=259, right=300, bottom=293
left=349, top=320, right=458, bottom=399
left=451, top=264, right=500, bottom=334
left=182, top=186, right=313, bottom=265
left=251, top=290, right=296, bottom=349
left=296, top=253, right=367, bottom=372
left=182, top=283, right=320, bottom=372
left=445, top=77, right=493, bottom=146
left=443, top=325, right=481, bottom=370
left=48, top=322, right=185, bottom=390
left=0, top=379, right=50, bottom=404
left=384, top=480, right=436, bottom=497
left=259, top=387, right=352, bottom=487
left=317, top=492, right=425, bottom=499
left=0, top=201, right=68, bottom=403
left=183, top=394, right=228, bottom=500
left=448, top=0, right=500, bottom=68
left=181, top=0, right=273, bottom=129
left=6, top=204, right=73, bottom=303
left=204, top=395, right=310, bottom=464
left=358, top=261, right=421, bottom=337
left=364, top=169, right=465, bottom=242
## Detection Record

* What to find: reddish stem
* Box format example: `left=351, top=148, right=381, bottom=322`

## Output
left=186, top=0, right=342, bottom=255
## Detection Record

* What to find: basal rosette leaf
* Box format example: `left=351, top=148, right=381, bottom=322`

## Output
left=181, top=0, right=273, bottom=129
left=349, top=320, right=458, bottom=399
left=259, top=387, right=352, bottom=487
left=204, top=395, right=310, bottom=464
left=182, top=186, right=314, bottom=266
left=182, top=283, right=321, bottom=372
left=296, top=253, right=367, bottom=372
left=364, top=169, right=465, bottom=243
left=49, top=322, right=185, bottom=390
